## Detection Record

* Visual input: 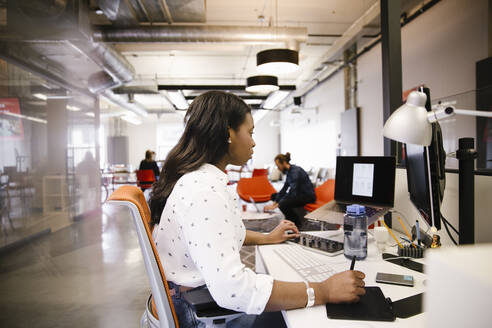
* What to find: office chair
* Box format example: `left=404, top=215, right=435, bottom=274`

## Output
left=304, top=179, right=335, bottom=212
left=136, top=169, right=156, bottom=191
left=236, top=176, right=277, bottom=203
left=251, top=168, right=268, bottom=177
left=107, top=186, right=242, bottom=328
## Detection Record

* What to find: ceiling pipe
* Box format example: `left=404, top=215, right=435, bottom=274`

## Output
left=0, top=43, right=92, bottom=98
left=93, top=25, right=308, bottom=49
left=101, top=89, right=148, bottom=117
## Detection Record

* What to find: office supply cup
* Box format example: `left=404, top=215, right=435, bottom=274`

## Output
left=374, top=226, right=389, bottom=252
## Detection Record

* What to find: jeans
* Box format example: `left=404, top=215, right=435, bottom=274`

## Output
left=168, top=282, right=285, bottom=328
left=277, top=195, right=315, bottom=228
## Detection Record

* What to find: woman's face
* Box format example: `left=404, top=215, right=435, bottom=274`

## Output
left=228, top=113, right=255, bottom=166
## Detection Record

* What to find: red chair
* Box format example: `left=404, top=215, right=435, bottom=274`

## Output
left=236, top=176, right=277, bottom=203
left=304, top=179, right=335, bottom=212
left=252, top=168, right=268, bottom=177
left=136, top=169, right=156, bottom=190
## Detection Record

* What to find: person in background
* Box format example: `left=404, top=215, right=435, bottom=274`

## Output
left=139, top=149, right=160, bottom=179
left=264, top=152, right=316, bottom=229
left=149, top=91, right=364, bottom=328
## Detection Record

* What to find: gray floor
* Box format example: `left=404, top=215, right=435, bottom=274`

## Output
left=0, top=204, right=270, bottom=328
left=0, top=205, right=149, bottom=327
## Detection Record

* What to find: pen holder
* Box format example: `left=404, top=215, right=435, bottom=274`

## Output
left=397, top=245, right=424, bottom=258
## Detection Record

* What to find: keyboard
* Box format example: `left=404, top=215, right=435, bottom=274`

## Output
left=274, top=244, right=337, bottom=282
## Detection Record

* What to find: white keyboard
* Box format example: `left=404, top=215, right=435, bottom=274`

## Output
left=274, top=244, right=337, bottom=282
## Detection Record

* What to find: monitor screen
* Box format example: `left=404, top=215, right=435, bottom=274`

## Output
left=404, top=87, right=445, bottom=230
left=334, top=156, right=396, bottom=207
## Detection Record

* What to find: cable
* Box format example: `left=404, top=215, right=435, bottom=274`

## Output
left=389, top=209, right=413, bottom=232
left=441, top=214, right=459, bottom=235
left=441, top=214, right=459, bottom=245
left=441, top=217, right=458, bottom=245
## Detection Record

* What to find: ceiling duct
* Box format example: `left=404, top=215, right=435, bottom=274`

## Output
left=6, top=0, right=146, bottom=117
left=102, top=89, right=148, bottom=117
left=93, top=25, right=308, bottom=49
left=96, top=0, right=206, bottom=25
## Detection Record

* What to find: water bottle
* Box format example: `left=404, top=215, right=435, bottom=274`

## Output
left=344, top=204, right=368, bottom=260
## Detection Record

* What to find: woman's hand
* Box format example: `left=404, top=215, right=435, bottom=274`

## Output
left=266, top=220, right=300, bottom=244
left=319, top=270, right=366, bottom=303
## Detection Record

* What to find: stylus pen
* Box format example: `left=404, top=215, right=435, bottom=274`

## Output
left=416, top=220, right=421, bottom=246
left=350, top=256, right=356, bottom=270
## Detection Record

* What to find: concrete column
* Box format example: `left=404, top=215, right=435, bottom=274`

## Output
left=343, top=44, right=357, bottom=110
left=46, top=98, right=68, bottom=175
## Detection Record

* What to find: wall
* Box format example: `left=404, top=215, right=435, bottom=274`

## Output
left=280, top=70, right=344, bottom=170
left=252, top=110, right=280, bottom=168
left=359, top=0, right=489, bottom=157
left=126, top=121, right=157, bottom=171
left=393, top=168, right=492, bottom=245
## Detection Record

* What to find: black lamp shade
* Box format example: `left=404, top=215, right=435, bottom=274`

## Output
left=245, top=75, right=279, bottom=94
left=256, top=49, right=299, bottom=74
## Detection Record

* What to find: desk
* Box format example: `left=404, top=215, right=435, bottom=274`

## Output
left=255, top=231, right=426, bottom=327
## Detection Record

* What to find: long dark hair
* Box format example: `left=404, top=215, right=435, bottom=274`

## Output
left=149, top=91, right=251, bottom=226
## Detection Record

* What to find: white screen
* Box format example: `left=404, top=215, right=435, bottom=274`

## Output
left=352, top=163, right=374, bottom=197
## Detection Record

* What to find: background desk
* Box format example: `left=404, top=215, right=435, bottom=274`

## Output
left=255, top=232, right=426, bottom=327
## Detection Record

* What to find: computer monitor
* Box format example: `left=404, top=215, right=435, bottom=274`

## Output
left=334, top=156, right=396, bottom=208
left=404, top=87, right=446, bottom=230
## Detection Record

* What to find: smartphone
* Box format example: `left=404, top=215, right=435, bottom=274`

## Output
left=375, top=272, right=414, bottom=287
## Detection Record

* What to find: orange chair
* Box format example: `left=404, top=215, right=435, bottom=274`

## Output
left=107, top=186, right=242, bottom=328
left=236, top=176, right=277, bottom=203
left=136, top=169, right=156, bottom=190
left=252, top=168, right=268, bottom=177
left=304, top=179, right=335, bottom=212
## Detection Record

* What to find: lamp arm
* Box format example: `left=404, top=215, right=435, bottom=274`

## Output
left=453, top=108, right=492, bottom=118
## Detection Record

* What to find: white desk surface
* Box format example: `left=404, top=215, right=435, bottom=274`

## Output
left=255, top=230, right=426, bottom=328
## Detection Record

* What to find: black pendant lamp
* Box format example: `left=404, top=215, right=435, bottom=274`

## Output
left=256, top=48, right=299, bottom=75
left=245, top=75, right=279, bottom=94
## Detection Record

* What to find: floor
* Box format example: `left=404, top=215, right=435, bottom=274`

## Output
left=0, top=205, right=149, bottom=328
left=0, top=201, right=286, bottom=327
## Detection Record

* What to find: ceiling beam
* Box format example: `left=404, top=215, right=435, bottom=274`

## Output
left=184, top=95, right=268, bottom=100
left=157, top=85, right=296, bottom=91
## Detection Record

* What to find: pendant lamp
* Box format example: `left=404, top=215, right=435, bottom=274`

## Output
left=245, top=75, right=279, bottom=94
left=256, top=48, right=299, bottom=75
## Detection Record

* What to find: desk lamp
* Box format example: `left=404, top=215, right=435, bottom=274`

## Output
left=383, top=90, right=492, bottom=244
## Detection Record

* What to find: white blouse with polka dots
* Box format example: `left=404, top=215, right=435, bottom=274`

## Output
left=153, top=163, right=274, bottom=314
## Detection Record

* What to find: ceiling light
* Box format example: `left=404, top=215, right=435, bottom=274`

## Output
left=121, top=114, right=142, bottom=125
left=166, top=90, right=189, bottom=110
left=256, top=49, right=299, bottom=75
left=66, top=105, right=81, bottom=112
left=33, top=93, right=47, bottom=101
left=85, top=112, right=95, bottom=118
left=262, top=90, right=290, bottom=109
left=246, top=75, right=279, bottom=94
left=1, top=111, right=47, bottom=124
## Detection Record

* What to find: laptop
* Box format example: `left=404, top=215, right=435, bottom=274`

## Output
left=249, top=196, right=275, bottom=214
left=305, top=156, right=396, bottom=226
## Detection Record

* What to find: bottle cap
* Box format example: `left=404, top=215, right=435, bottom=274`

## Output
left=346, top=204, right=366, bottom=215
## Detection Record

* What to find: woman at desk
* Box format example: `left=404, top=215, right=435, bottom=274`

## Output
left=139, top=149, right=160, bottom=179
left=149, top=91, right=365, bottom=328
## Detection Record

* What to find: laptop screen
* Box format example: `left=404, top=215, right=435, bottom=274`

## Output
left=334, top=156, right=396, bottom=208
